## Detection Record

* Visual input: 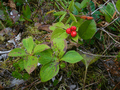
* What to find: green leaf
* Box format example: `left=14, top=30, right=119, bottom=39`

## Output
left=51, top=38, right=67, bottom=59
left=77, top=50, right=100, bottom=68
left=22, top=37, right=34, bottom=54
left=68, top=0, right=74, bottom=12
left=24, top=56, right=38, bottom=74
left=65, top=17, right=71, bottom=24
left=90, top=1, right=95, bottom=12
left=19, top=15, right=25, bottom=21
left=40, top=61, right=59, bottom=82
left=105, top=3, right=115, bottom=22
left=54, top=11, right=67, bottom=16
left=24, top=17, right=32, bottom=22
left=116, top=0, right=120, bottom=11
left=59, top=1, right=66, bottom=9
left=54, top=22, right=64, bottom=27
left=22, top=5, right=31, bottom=19
left=55, top=2, right=60, bottom=10
left=74, top=2, right=81, bottom=12
left=49, top=26, right=56, bottom=31
left=8, top=48, right=27, bottom=57
left=60, top=62, right=66, bottom=68
left=78, top=20, right=96, bottom=39
left=12, top=71, right=22, bottom=79
left=33, top=44, right=50, bottom=54
left=80, top=0, right=90, bottom=9
left=99, top=4, right=106, bottom=15
left=70, top=13, right=77, bottom=22
left=53, top=79, right=59, bottom=86
left=59, top=12, right=67, bottom=22
left=18, top=59, right=24, bottom=71
left=61, top=50, right=83, bottom=63
left=37, top=49, right=57, bottom=65
left=49, top=22, right=65, bottom=31
left=22, top=73, right=30, bottom=80
left=71, top=21, right=81, bottom=29
left=51, top=28, right=68, bottom=41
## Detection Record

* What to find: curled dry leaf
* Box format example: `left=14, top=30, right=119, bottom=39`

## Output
left=35, top=22, right=52, bottom=32
left=8, top=0, right=16, bottom=9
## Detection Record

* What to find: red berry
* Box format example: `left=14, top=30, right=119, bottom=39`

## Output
left=66, top=28, right=71, bottom=34
left=71, top=31, right=77, bottom=37
left=71, top=26, right=76, bottom=31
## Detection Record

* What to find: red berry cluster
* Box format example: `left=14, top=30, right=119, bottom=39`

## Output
left=66, top=26, right=77, bottom=37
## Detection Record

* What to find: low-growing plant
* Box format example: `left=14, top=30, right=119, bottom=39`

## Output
left=8, top=0, right=102, bottom=89
left=8, top=36, right=84, bottom=82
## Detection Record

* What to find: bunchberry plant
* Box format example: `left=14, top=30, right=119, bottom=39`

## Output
left=8, top=37, right=50, bottom=75
left=8, top=37, right=83, bottom=82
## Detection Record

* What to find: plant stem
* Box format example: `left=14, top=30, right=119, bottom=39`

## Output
left=83, top=67, right=88, bottom=90
left=0, top=20, right=5, bottom=29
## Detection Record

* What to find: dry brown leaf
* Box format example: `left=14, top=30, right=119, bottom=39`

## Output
left=8, top=0, right=16, bottom=9
left=35, top=23, right=52, bottom=32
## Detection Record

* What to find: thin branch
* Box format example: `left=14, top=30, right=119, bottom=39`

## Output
left=77, top=48, right=117, bottom=58
left=77, top=81, right=99, bottom=90
left=111, top=0, right=120, bottom=15
left=103, top=17, right=119, bottom=28
left=102, top=42, right=113, bottom=54
left=91, top=0, right=110, bottom=15
left=100, top=28, right=120, bottom=45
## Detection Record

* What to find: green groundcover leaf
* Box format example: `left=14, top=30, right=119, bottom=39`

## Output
left=68, top=0, right=74, bottom=12
left=105, top=2, right=115, bottom=22
left=51, top=38, right=67, bottom=59
left=22, top=37, right=34, bottom=54
left=54, top=11, right=66, bottom=16
left=36, top=49, right=57, bottom=65
left=40, top=61, right=59, bottom=82
left=70, top=13, right=77, bottom=22
left=116, top=0, right=120, bottom=11
left=61, top=50, right=83, bottom=63
left=33, top=44, right=50, bottom=54
left=22, top=4, right=31, bottom=19
left=8, top=48, right=27, bottom=57
left=78, top=20, right=96, bottom=40
left=59, top=12, right=67, bottom=22
left=80, top=0, right=90, bottom=9
left=24, top=56, right=38, bottom=74
left=51, top=28, right=68, bottom=41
